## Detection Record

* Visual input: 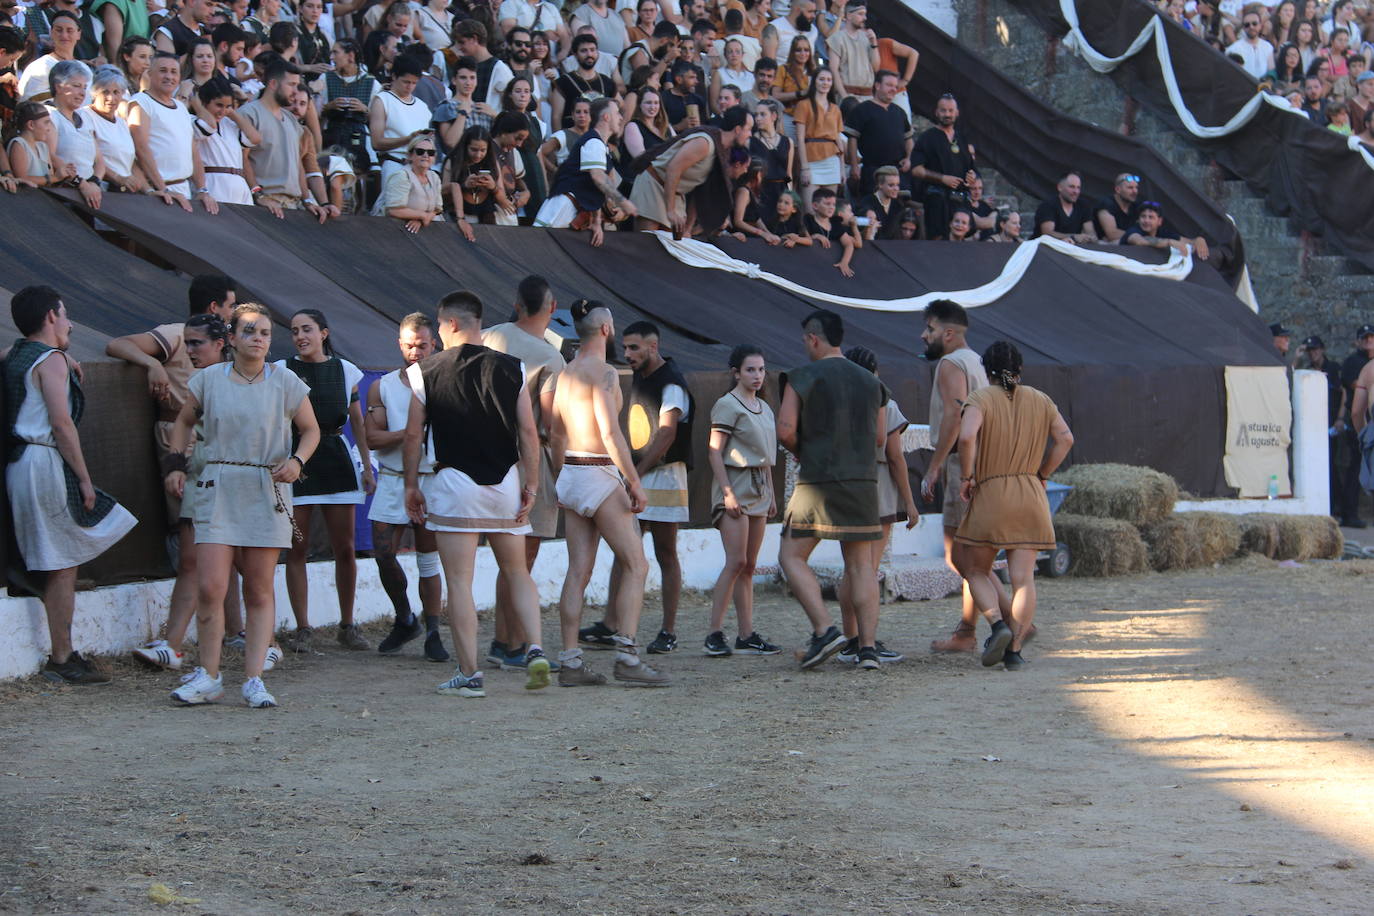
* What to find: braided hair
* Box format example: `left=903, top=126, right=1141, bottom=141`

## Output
left=982, top=340, right=1022, bottom=395
left=186, top=313, right=231, bottom=360
left=843, top=345, right=878, bottom=375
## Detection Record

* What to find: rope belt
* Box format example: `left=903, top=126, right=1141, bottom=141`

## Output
left=208, top=459, right=303, bottom=542
left=976, top=472, right=1038, bottom=483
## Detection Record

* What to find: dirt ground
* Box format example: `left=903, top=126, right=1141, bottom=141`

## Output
left=2, top=555, right=1372, bottom=915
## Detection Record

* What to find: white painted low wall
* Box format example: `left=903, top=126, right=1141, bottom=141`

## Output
left=0, top=515, right=948, bottom=681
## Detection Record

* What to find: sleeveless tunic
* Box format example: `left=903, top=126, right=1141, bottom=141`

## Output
left=283, top=356, right=365, bottom=503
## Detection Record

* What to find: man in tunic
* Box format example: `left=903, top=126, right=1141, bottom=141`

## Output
left=403, top=290, right=550, bottom=698
left=366, top=312, right=449, bottom=663
left=918, top=299, right=1011, bottom=654
left=480, top=275, right=565, bottom=672
left=4, top=286, right=137, bottom=684
left=533, top=97, right=638, bottom=245
left=105, top=274, right=242, bottom=670
left=551, top=300, right=667, bottom=686
left=775, top=309, right=887, bottom=670
left=629, top=105, right=753, bottom=236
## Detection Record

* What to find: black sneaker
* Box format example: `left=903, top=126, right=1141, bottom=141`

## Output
left=484, top=639, right=508, bottom=665
left=579, top=620, right=618, bottom=650
left=857, top=646, right=881, bottom=670
left=836, top=636, right=860, bottom=664
left=734, top=632, right=781, bottom=655
left=874, top=641, right=905, bottom=664
left=424, top=631, right=450, bottom=663
left=1003, top=649, right=1025, bottom=671
left=40, top=652, right=111, bottom=686
left=377, top=615, right=423, bottom=654
left=981, top=620, right=1013, bottom=668
left=800, top=625, right=847, bottom=669
left=703, top=630, right=732, bottom=656
left=646, top=630, right=677, bottom=654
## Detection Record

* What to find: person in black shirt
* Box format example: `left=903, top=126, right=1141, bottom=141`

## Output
left=1119, top=201, right=1210, bottom=259
left=805, top=187, right=862, bottom=276
left=1337, top=324, right=1374, bottom=527
left=910, top=93, right=977, bottom=242
left=842, top=70, right=911, bottom=195
left=856, top=164, right=904, bottom=240
left=1033, top=170, right=1097, bottom=243
left=1299, top=335, right=1348, bottom=518
left=1094, top=172, right=1142, bottom=242
left=553, top=34, right=617, bottom=129
left=966, top=175, right=995, bottom=239
left=661, top=58, right=707, bottom=131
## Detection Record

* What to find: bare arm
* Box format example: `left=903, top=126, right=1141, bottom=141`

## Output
left=885, top=427, right=918, bottom=527
left=279, top=395, right=321, bottom=483
left=661, top=136, right=713, bottom=234
left=101, top=6, right=126, bottom=64
left=1353, top=362, right=1374, bottom=434
left=1038, top=409, right=1074, bottom=482
left=589, top=166, right=635, bottom=216
left=37, top=356, right=96, bottom=509
left=163, top=396, right=199, bottom=499
left=348, top=393, right=375, bottom=493
left=927, top=360, right=967, bottom=472
left=776, top=382, right=799, bottom=452
left=515, top=383, right=540, bottom=522
left=105, top=331, right=178, bottom=404
left=403, top=393, right=428, bottom=521
left=1096, top=208, right=1123, bottom=242
left=363, top=381, right=404, bottom=450
left=593, top=366, right=645, bottom=511
left=956, top=402, right=983, bottom=501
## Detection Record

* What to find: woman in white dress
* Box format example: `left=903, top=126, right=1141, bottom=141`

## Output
left=165, top=304, right=320, bottom=708
left=280, top=308, right=377, bottom=652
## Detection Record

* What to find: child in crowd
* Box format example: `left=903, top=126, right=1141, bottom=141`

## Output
left=1328, top=102, right=1354, bottom=134
left=805, top=187, right=862, bottom=276
left=767, top=191, right=811, bottom=248
left=7, top=102, right=68, bottom=187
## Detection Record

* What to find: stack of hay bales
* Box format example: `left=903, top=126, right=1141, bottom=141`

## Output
left=1050, top=464, right=1342, bottom=574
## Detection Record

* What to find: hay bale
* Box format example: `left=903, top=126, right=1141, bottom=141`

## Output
left=1241, top=513, right=1345, bottom=561
left=1053, top=513, right=1149, bottom=576
left=1237, top=514, right=1280, bottom=558
left=1053, top=463, right=1179, bottom=527
left=1188, top=512, right=1243, bottom=565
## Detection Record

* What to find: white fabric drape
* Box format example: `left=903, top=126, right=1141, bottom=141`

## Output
left=1058, top=0, right=1327, bottom=140
left=651, top=231, right=1194, bottom=312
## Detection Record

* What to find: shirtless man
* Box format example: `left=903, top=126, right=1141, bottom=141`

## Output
left=365, top=312, right=449, bottom=663
left=550, top=300, right=668, bottom=687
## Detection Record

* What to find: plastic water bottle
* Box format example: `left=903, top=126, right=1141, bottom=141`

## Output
left=1267, top=474, right=1279, bottom=500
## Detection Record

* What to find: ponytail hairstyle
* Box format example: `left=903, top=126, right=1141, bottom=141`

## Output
left=291, top=308, right=334, bottom=356
left=844, top=345, right=878, bottom=375
left=982, top=340, right=1023, bottom=394
left=727, top=343, right=765, bottom=390
left=186, top=313, right=231, bottom=360
left=570, top=297, right=609, bottom=340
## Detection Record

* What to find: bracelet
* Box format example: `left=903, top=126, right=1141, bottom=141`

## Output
left=289, top=454, right=305, bottom=468
left=961, top=476, right=974, bottom=482
left=522, top=486, right=538, bottom=497
left=161, top=453, right=189, bottom=476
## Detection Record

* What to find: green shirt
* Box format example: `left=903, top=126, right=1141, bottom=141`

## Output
left=784, top=356, right=886, bottom=483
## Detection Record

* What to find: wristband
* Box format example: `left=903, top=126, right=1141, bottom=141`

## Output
left=161, top=453, right=189, bottom=476
left=289, top=454, right=305, bottom=468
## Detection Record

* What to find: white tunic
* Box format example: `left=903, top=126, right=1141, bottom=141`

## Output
left=130, top=91, right=195, bottom=190
left=5, top=350, right=137, bottom=570
left=82, top=106, right=136, bottom=178
left=48, top=106, right=98, bottom=179
left=366, top=368, right=434, bottom=526
left=376, top=90, right=433, bottom=181
left=194, top=116, right=254, bottom=205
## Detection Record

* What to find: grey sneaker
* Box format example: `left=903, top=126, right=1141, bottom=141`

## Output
left=224, top=631, right=247, bottom=651
left=734, top=632, right=781, bottom=655
left=1003, top=649, right=1026, bottom=671
left=613, top=658, right=671, bottom=687
left=337, top=624, right=371, bottom=651
left=436, top=671, right=485, bottom=698
left=285, top=627, right=313, bottom=653
left=558, top=661, right=608, bottom=686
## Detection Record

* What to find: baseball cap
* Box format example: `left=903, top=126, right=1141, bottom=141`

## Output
left=1269, top=322, right=1292, bottom=337
left=1358, top=323, right=1374, bottom=338
left=1303, top=335, right=1325, bottom=349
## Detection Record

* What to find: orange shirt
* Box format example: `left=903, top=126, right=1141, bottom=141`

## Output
left=792, top=97, right=843, bottom=162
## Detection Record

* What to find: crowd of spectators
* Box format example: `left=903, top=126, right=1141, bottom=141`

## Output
left=0, top=0, right=1215, bottom=275
left=1162, top=0, right=1374, bottom=140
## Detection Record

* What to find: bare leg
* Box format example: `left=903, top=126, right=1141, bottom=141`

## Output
left=708, top=513, right=750, bottom=633
left=284, top=504, right=314, bottom=629
left=223, top=565, right=244, bottom=636
left=953, top=543, right=1008, bottom=627
left=487, top=533, right=542, bottom=649
left=495, top=536, right=540, bottom=648
left=840, top=525, right=888, bottom=640
left=1006, top=549, right=1038, bottom=652
left=322, top=505, right=358, bottom=626
left=732, top=515, right=767, bottom=637
left=595, top=493, right=650, bottom=643
left=191, top=544, right=233, bottom=678
left=42, top=567, right=78, bottom=663
left=602, top=555, right=623, bottom=633
left=164, top=521, right=198, bottom=649
left=558, top=511, right=601, bottom=652
left=436, top=531, right=481, bottom=675
left=371, top=521, right=413, bottom=621
left=646, top=521, right=681, bottom=633
left=778, top=534, right=830, bottom=633
left=414, top=525, right=443, bottom=626
left=841, top=539, right=881, bottom=647
left=239, top=546, right=280, bottom=679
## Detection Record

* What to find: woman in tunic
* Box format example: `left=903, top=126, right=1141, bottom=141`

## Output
left=838, top=346, right=917, bottom=665
left=280, top=309, right=376, bottom=653
left=84, top=65, right=144, bottom=193
left=499, top=76, right=548, bottom=219
left=703, top=345, right=781, bottom=658
left=192, top=76, right=260, bottom=207
left=954, top=341, right=1074, bottom=671
left=164, top=303, right=320, bottom=708
left=792, top=67, right=842, bottom=207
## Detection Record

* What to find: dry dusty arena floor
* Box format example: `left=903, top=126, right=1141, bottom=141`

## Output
left=2, top=556, right=1373, bottom=915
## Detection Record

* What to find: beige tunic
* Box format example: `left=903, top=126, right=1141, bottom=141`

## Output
left=876, top=398, right=909, bottom=522
left=709, top=391, right=776, bottom=520
left=628, top=133, right=718, bottom=228
left=955, top=384, right=1058, bottom=551
left=376, top=167, right=445, bottom=219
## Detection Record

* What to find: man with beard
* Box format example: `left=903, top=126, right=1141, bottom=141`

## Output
left=128, top=51, right=221, bottom=213
left=629, top=105, right=753, bottom=235
left=504, top=26, right=544, bottom=110
left=769, top=0, right=820, bottom=66
left=240, top=58, right=330, bottom=218
left=663, top=58, right=708, bottom=131
left=534, top=97, right=638, bottom=245
left=910, top=93, right=977, bottom=242
left=553, top=34, right=619, bottom=130
left=1033, top=170, right=1096, bottom=244
left=919, top=299, right=1014, bottom=655
left=827, top=1, right=879, bottom=100
left=619, top=20, right=680, bottom=86
left=1094, top=172, right=1141, bottom=243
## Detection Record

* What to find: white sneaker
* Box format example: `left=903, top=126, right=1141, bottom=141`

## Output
left=262, top=646, right=283, bottom=672
left=242, top=676, right=277, bottom=708
left=170, top=667, right=224, bottom=705
left=133, top=639, right=183, bottom=670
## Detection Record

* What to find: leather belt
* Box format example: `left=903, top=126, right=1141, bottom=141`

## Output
left=204, top=166, right=243, bottom=176
left=565, top=455, right=613, bottom=466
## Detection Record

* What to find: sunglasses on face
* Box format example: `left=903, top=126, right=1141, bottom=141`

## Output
left=511, top=39, right=531, bottom=47
left=413, top=148, right=437, bottom=156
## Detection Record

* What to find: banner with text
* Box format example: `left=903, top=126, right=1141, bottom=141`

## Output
left=1223, top=366, right=1292, bottom=498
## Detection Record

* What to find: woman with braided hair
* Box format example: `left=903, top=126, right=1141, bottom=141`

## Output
left=164, top=303, right=321, bottom=708
left=953, top=341, right=1073, bottom=671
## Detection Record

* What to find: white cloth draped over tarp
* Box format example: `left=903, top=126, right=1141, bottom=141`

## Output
left=1056, top=0, right=1365, bottom=149
left=650, top=231, right=1194, bottom=312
